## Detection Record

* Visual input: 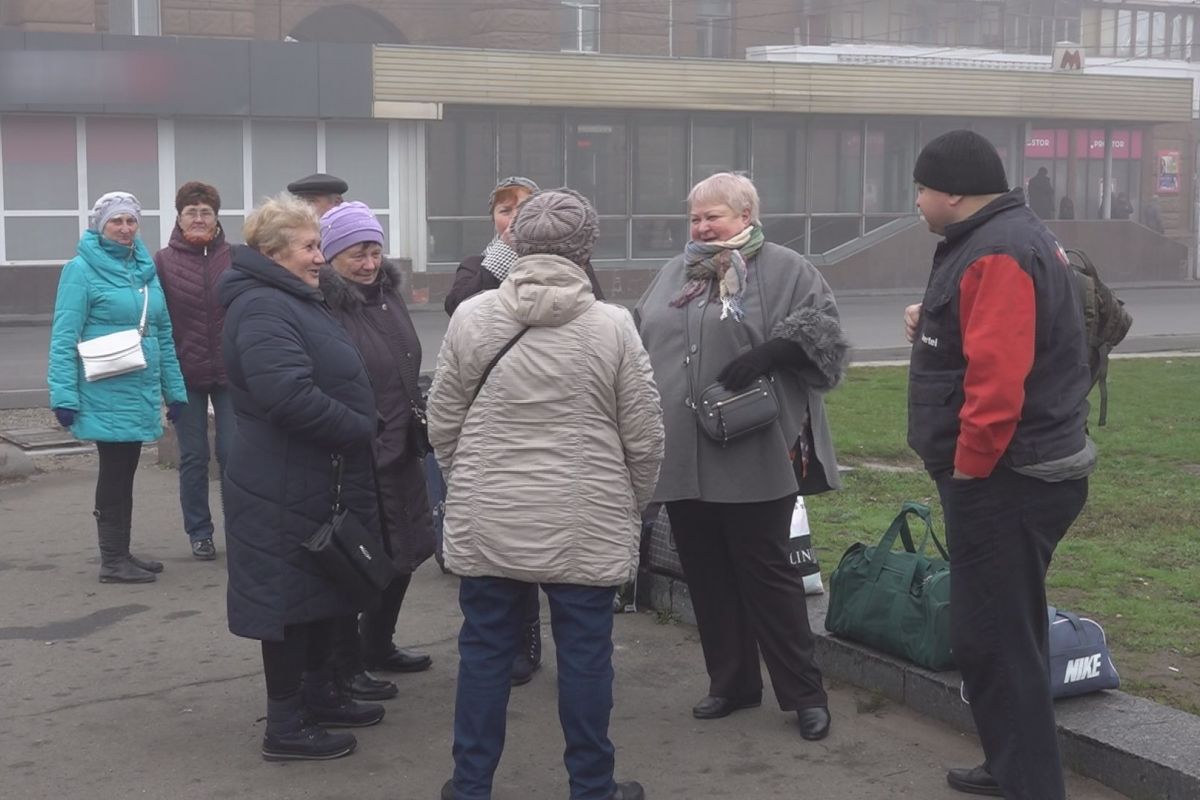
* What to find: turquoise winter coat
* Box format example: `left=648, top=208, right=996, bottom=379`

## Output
left=47, top=231, right=187, bottom=442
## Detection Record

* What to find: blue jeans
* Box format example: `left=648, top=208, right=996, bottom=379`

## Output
left=452, top=577, right=618, bottom=800
left=176, top=385, right=233, bottom=542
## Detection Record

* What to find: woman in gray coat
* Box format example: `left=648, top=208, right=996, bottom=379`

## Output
left=635, top=172, right=849, bottom=742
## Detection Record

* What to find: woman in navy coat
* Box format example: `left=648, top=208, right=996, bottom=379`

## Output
left=219, top=192, right=384, bottom=762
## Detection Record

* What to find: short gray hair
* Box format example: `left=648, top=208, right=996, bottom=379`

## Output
left=687, top=172, right=760, bottom=224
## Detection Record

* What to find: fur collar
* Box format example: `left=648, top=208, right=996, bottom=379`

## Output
left=319, top=259, right=406, bottom=311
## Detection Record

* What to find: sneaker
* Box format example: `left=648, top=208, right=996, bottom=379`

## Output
left=191, top=538, right=217, bottom=560
left=303, top=680, right=386, bottom=728
left=261, top=722, right=357, bottom=761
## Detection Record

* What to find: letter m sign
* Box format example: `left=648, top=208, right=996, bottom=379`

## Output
left=1053, top=44, right=1086, bottom=72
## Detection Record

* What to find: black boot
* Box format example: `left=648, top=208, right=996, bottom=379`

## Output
left=361, top=576, right=432, bottom=673
left=261, top=695, right=357, bottom=761
left=510, top=618, right=542, bottom=687
left=118, top=498, right=163, bottom=574
left=302, top=670, right=386, bottom=728
left=95, top=509, right=155, bottom=584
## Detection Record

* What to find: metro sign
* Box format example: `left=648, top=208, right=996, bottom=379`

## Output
left=1053, top=42, right=1085, bottom=72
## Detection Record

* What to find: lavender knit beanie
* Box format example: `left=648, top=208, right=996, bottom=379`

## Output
left=319, top=201, right=384, bottom=260
left=507, top=188, right=598, bottom=265
left=88, top=191, right=142, bottom=233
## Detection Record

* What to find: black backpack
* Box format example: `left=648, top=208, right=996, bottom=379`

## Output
left=1065, top=249, right=1133, bottom=426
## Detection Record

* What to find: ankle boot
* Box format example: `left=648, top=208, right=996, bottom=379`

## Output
left=302, top=670, right=386, bottom=728
left=118, top=499, right=163, bottom=574
left=261, top=694, right=357, bottom=761
left=510, top=618, right=542, bottom=686
left=95, top=509, right=155, bottom=584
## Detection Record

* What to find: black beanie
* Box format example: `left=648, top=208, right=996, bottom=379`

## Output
left=913, top=130, right=1009, bottom=196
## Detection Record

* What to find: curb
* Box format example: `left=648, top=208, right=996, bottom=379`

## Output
left=640, top=571, right=1200, bottom=800
left=0, top=443, right=34, bottom=480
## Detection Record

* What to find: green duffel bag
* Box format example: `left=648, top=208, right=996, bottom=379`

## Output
left=825, top=501, right=954, bottom=671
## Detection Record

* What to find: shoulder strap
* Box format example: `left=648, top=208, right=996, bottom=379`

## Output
left=469, top=327, right=531, bottom=408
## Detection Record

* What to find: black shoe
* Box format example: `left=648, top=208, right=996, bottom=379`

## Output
left=261, top=696, right=357, bottom=761
left=302, top=677, right=386, bottom=728
left=440, top=779, right=455, bottom=800
left=511, top=619, right=542, bottom=687
left=191, top=538, right=217, bottom=560
left=691, top=693, right=762, bottom=720
left=797, top=706, right=831, bottom=741
left=336, top=670, right=398, bottom=701
left=612, top=781, right=645, bottom=800
left=364, top=646, right=432, bottom=674
left=99, top=558, right=156, bottom=583
left=129, top=554, right=164, bottom=573
left=946, top=765, right=1003, bottom=796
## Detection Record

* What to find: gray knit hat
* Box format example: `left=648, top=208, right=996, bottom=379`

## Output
left=507, top=188, right=599, bottom=265
left=88, top=191, right=142, bottom=233
left=488, top=176, right=540, bottom=212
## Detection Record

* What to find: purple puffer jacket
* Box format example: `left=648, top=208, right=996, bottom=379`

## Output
left=154, top=225, right=232, bottom=389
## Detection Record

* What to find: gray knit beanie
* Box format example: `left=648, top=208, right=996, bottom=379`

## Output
left=507, top=188, right=599, bottom=265
left=88, top=191, right=142, bottom=233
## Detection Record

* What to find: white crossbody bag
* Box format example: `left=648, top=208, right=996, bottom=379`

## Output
left=76, top=285, right=149, bottom=382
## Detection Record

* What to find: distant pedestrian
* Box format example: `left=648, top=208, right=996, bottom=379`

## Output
left=635, top=172, right=846, bottom=743
left=906, top=130, right=1093, bottom=799
left=1058, top=195, right=1075, bottom=220
left=1113, top=191, right=1134, bottom=220
left=318, top=201, right=436, bottom=703
left=1027, top=166, right=1055, bottom=220
left=429, top=188, right=664, bottom=800
left=154, top=181, right=233, bottom=562
left=47, top=191, right=188, bottom=584
left=287, top=172, right=348, bottom=218
left=219, top=193, right=385, bottom=761
left=1142, top=195, right=1165, bottom=234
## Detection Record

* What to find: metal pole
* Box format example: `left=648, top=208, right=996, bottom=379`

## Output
left=1102, top=127, right=1114, bottom=219
left=668, top=0, right=674, bottom=57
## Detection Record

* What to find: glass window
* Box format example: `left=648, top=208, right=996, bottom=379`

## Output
left=691, top=118, right=748, bottom=183
left=499, top=113, right=564, bottom=191
left=4, top=218, right=80, bottom=261
left=632, top=218, right=686, bottom=259
left=561, top=2, right=600, bottom=53
left=427, top=219, right=496, bottom=264
left=251, top=121, right=317, bottom=202
left=137, top=216, right=161, bottom=251
left=1135, top=10, right=1150, bottom=57
left=864, top=121, right=916, bottom=213
left=633, top=117, right=687, bottom=214
left=2, top=115, right=78, bottom=210
left=593, top=217, right=628, bottom=260
left=175, top=118, right=244, bottom=210
left=1091, top=9, right=1115, bottom=56
left=107, top=0, right=160, bottom=35
left=1117, top=9, right=1133, bottom=56
left=427, top=112, right=497, bottom=218
left=760, top=216, right=806, bottom=254
left=974, top=120, right=1019, bottom=188
left=754, top=121, right=806, bottom=214
left=1151, top=11, right=1167, bottom=57
left=567, top=115, right=627, bottom=215
left=86, top=117, right=159, bottom=208
left=808, top=122, right=862, bottom=214
left=809, top=217, right=861, bottom=254
left=326, top=121, right=390, bottom=209
left=696, top=1, right=733, bottom=58
left=138, top=0, right=161, bottom=36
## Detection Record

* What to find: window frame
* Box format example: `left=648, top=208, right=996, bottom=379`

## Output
left=561, top=1, right=601, bottom=54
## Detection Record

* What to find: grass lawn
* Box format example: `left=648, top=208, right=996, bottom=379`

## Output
left=810, top=356, right=1200, bottom=714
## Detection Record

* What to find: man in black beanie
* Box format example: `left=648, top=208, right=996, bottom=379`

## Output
left=904, top=130, right=1094, bottom=800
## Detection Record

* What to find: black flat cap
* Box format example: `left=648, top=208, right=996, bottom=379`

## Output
left=286, top=172, right=349, bottom=196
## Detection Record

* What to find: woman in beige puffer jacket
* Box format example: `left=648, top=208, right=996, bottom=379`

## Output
left=427, top=189, right=663, bottom=800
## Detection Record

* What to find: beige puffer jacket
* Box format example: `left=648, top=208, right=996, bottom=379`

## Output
left=427, top=254, right=665, bottom=586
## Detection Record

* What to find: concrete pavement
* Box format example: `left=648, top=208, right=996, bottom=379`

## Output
left=4, top=284, right=1199, bottom=411
left=0, top=456, right=1126, bottom=800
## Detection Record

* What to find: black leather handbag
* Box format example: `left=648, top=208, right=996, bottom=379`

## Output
left=303, top=455, right=398, bottom=606
left=697, top=376, right=780, bottom=445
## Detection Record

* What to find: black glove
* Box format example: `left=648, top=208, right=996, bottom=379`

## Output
left=716, top=338, right=808, bottom=391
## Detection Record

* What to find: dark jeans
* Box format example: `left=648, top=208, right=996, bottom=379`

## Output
left=261, top=618, right=336, bottom=700
left=451, top=577, right=618, bottom=800
left=938, top=467, right=1088, bottom=800
left=95, top=441, right=142, bottom=521
left=175, top=385, right=233, bottom=542
left=666, top=495, right=827, bottom=711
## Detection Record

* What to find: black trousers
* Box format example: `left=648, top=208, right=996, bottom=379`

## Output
left=261, top=618, right=336, bottom=700
left=94, top=441, right=141, bottom=520
left=938, top=467, right=1088, bottom=800
left=666, top=495, right=827, bottom=711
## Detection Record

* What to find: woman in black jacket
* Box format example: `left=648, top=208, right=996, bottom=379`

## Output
left=318, top=202, right=436, bottom=702
left=219, top=193, right=385, bottom=762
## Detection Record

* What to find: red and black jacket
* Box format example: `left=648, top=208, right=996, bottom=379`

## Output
left=907, top=188, right=1091, bottom=479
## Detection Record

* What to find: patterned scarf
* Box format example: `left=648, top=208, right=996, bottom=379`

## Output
left=670, top=225, right=765, bottom=321
left=480, top=236, right=520, bottom=282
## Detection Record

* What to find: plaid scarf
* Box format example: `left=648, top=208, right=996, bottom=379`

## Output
left=670, top=225, right=765, bottom=321
left=480, top=236, right=520, bottom=282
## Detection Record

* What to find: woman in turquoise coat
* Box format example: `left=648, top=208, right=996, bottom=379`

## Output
left=47, top=191, right=188, bottom=584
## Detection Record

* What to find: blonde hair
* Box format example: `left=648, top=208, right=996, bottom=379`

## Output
left=687, top=172, right=760, bottom=224
left=243, top=192, right=319, bottom=258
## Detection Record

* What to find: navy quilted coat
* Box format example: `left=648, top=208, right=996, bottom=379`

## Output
left=154, top=224, right=232, bottom=389
left=219, top=245, right=380, bottom=642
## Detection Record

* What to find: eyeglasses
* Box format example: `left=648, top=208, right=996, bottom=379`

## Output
left=181, top=209, right=216, bottom=220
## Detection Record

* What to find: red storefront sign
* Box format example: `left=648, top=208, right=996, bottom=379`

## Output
left=1024, top=129, right=1143, bottom=160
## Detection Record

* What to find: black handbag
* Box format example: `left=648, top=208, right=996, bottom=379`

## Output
left=302, top=454, right=398, bottom=606
left=697, top=376, right=780, bottom=444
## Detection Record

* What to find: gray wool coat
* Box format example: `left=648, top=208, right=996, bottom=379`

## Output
left=635, top=241, right=849, bottom=504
